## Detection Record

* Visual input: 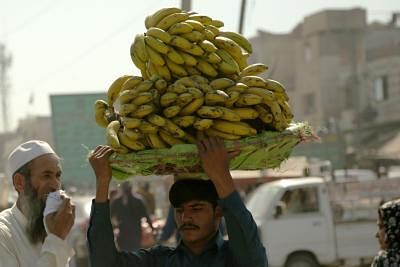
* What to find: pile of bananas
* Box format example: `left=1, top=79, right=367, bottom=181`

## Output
left=94, top=7, right=294, bottom=153
left=133, top=7, right=252, bottom=80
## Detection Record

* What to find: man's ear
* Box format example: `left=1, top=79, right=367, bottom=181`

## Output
left=13, top=173, right=26, bottom=194
left=215, top=206, right=223, bottom=218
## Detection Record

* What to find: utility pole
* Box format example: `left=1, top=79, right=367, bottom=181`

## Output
left=0, top=43, right=12, bottom=132
left=181, top=0, right=191, bottom=12
left=238, top=0, right=247, bottom=34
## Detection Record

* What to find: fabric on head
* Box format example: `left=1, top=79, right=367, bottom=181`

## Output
left=371, top=198, right=400, bottom=267
left=7, top=140, right=56, bottom=177
left=169, top=179, right=219, bottom=208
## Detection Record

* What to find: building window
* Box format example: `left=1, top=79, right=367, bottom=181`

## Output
left=303, top=93, right=316, bottom=115
left=373, top=75, right=388, bottom=101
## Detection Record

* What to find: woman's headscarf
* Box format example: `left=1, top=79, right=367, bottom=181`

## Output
left=371, top=199, right=400, bottom=267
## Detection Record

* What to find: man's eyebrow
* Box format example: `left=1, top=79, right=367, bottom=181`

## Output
left=188, top=203, right=206, bottom=208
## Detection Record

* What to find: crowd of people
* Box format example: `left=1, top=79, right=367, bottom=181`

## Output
left=0, top=139, right=399, bottom=267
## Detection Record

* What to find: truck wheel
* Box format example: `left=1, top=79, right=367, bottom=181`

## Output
left=285, top=254, right=319, bottom=267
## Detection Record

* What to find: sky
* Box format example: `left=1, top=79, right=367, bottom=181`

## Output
left=0, top=0, right=399, bottom=132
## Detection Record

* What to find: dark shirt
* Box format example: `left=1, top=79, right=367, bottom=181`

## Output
left=87, top=190, right=267, bottom=267
left=110, top=193, right=152, bottom=251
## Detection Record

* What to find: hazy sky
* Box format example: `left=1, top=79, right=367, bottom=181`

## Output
left=0, top=0, right=399, bottom=131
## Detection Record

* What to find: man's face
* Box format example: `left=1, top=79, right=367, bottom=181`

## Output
left=175, top=200, right=221, bottom=247
left=18, top=154, right=62, bottom=243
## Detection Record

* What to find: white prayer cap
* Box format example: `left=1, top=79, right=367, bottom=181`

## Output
left=7, top=140, right=56, bottom=177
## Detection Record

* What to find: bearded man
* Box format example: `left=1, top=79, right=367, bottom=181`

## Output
left=0, top=140, right=75, bottom=267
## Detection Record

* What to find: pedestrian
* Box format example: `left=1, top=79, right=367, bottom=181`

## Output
left=110, top=181, right=154, bottom=251
left=137, top=182, right=156, bottom=216
left=0, top=140, right=75, bottom=267
left=371, top=198, right=400, bottom=267
left=87, top=137, right=267, bottom=267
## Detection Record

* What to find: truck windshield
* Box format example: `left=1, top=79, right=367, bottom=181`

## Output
left=246, top=185, right=280, bottom=219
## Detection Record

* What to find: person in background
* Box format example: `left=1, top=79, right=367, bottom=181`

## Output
left=0, top=140, right=75, bottom=267
left=110, top=181, right=154, bottom=251
left=87, top=137, right=267, bottom=267
left=136, top=182, right=156, bottom=216
left=371, top=198, right=400, bottom=267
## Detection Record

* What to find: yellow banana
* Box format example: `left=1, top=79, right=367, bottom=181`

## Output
left=225, top=90, right=240, bottom=107
left=172, top=116, right=197, bottom=128
left=203, top=52, right=222, bottom=64
left=153, top=63, right=172, bottom=81
left=197, top=82, right=214, bottom=93
left=211, top=19, right=224, bottom=28
left=167, top=83, right=187, bottom=94
left=106, top=121, right=121, bottom=148
left=218, top=31, right=253, bottom=53
left=175, top=76, right=199, bottom=87
left=146, top=44, right=165, bottom=66
left=219, top=107, right=241, bottom=122
left=180, top=44, right=205, bottom=56
left=236, top=93, right=263, bottom=106
left=225, top=82, right=248, bottom=93
left=205, top=91, right=228, bottom=105
left=215, top=49, right=240, bottom=74
left=120, top=76, right=143, bottom=92
left=205, top=128, right=241, bottom=140
left=264, top=79, right=288, bottom=96
left=131, top=104, right=155, bottom=118
left=156, top=12, right=190, bottom=31
left=199, top=40, right=217, bottom=53
left=170, top=35, right=193, bottom=50
left=209, top=78, right=236, bottom=90
left=240, top=63, right=268, bottom=77
left=176, top=92, right=194, bottom=107
left=196, top=59, right=218, bottom=77
left=144, top=35, right=169, bottom=54
left=254, top=105, right=273, bottom=124
left=94, top=100, right=109, bottom=128
left=205, top=25, right=220, bottom=35
left=132, top=34, right=148, bottom=62
left=214, top=36, right=246, bottom=70
left=163, top=119, right=185, bottom=138
left=163, top=105, right=181, bottom=118
left=197, top=106, right=223, bottom=118
left=202, top=28, right=216, bottom=41
left=177, top=50, right=197, bottom=66
left=239, top=76, right=267, bottom=88
left=190, top=75, right=209, bottom=85
left=165, top=56, right=188, bottom=77
left=279, top=101, right=294, bottom=122
left=184, top=20, right=205, bottom=31
left=118, top=131, right=146, bottom=151
left=146, top=27, right=172, bottom=43
left=146, top=114, right=166, bottom=127
left=212, top=120, right=257, bottom=136
left=146, top=7, right=182, bottom=29
left=118, top=103, right=137, bottom=116
left=132, top=92, right=153, bottom=106
left=179, top=97, right=204, bottom=116
left=180, top=31, right=205, bottom=43
left=130, top=47, right=147, bottom=73
left=159, top=129, right=185, bottom=146
left=246, top=87, right=276, bottom=106
left=146, top=61, right=158, bottom=78
left=188, top=14, right=212, bottom=25
left=121, top=117, right=141, bottom=128
left=166, top=46, right=185, bottom=64
left=107, top=75, right=132, bottom=106
left=186, top=66, right=201, bottom=75
left=155, top=79, right=168, bottom=91
left=138, top=120, right=158, bottom=134
left=145, top=133, right=167, bottom=149
left=193, top=119, right=213, bottom=130
left=160, top=92, right=178, bottom=106
left=123, top=128, right=143, bottom=140
left=186, top=87, right=204, bottom=98
left=233, top=107, right=259, bottom=120
left=168, top=22, right=193, bottom=34
left=135, top=80, right=154, bottom=92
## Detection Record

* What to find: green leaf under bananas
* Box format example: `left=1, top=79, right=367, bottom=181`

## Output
left=109, top=121, right=315, bottom=180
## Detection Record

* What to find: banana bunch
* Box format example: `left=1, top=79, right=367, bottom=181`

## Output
left=94, top=63, right=293, bottom=152
left=130, top=7, right=253, bottom=81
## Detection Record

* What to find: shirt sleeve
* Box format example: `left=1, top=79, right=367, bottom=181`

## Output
left=39, top=233, right=75, bottom=267
left=87, top=199, right=162, bottom=267
left=219, top=190, right=267, bottom=267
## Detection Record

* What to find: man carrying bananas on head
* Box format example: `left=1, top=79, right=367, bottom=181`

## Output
left=87, top=137, right=267, bottom=267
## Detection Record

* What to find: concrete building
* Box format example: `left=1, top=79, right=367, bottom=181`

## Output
left=249, top=8, right=400, bottom=168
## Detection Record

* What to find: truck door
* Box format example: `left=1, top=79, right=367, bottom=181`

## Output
left=266, top=185, right=335, bottom=265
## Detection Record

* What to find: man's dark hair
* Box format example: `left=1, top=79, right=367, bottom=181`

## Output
left=169, top=179, right=219, bottom=208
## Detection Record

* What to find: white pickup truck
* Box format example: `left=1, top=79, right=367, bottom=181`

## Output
left=246, top=177, right=400, bottom=267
